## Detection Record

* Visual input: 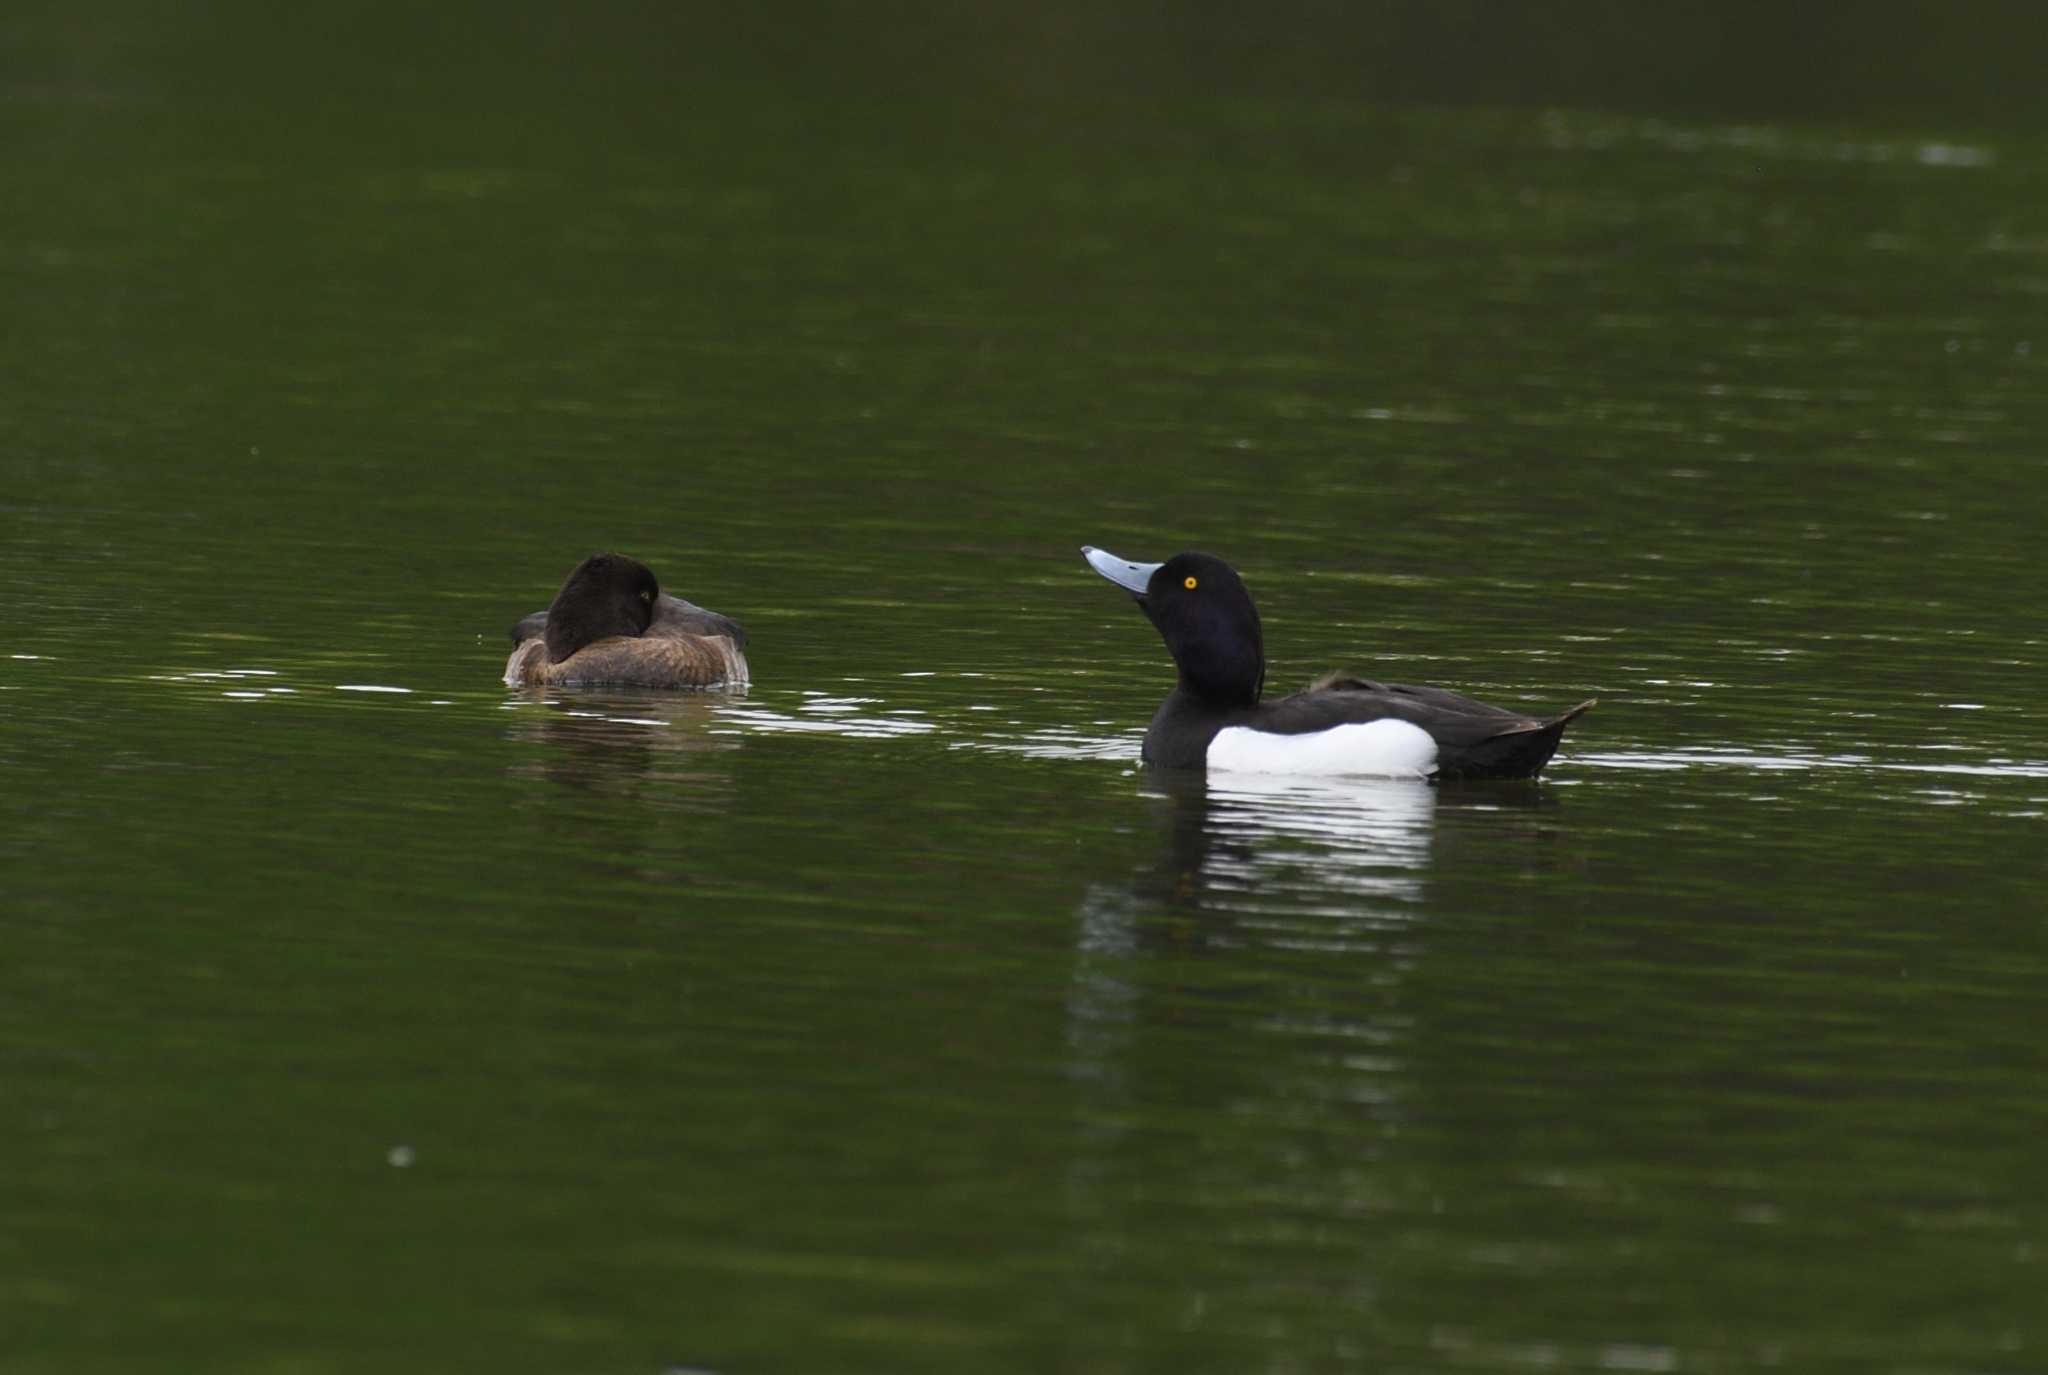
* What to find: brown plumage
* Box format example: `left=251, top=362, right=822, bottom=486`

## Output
left=502, top=553, right=750, bottom=690
left=503, top=630, right=749, bottom=688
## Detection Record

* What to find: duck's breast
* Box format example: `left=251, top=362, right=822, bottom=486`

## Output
left=543, top=635, right=749, bottom=689
left=503, top=638, right=547, bottom=687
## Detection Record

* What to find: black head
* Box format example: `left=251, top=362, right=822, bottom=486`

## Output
left=542, top=553, right=660, bottom=662
left=1082, top=546, right=1265, bottom=705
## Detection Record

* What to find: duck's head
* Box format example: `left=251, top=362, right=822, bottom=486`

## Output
left=543, top=553, right=660, bottom=662
left=1083, top=546, right=1265, bottom=706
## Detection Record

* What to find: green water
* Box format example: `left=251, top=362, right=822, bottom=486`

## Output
left=6, top=5, right=2048, bottom=1372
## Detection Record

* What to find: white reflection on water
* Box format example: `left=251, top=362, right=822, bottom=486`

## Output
left=953, top=726, right=1140, bottom=761
left=1542, top=111, right=1996, bottom=170
left=500, top=684, right=942, bottom=744
left=1190, top=772, right=1439, bottom=916
left=149, top=667, right=358, bottom=701
left=1575, top=747, right=2048, bottom=781
left=144, top=661, right=2048, bottom=802
left=711, top=693, right=936, bottom=739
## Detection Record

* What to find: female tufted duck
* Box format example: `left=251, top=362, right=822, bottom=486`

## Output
left=503, top=553, right=749, bottom=689
left=1083, top=546, right=1591, bottom=779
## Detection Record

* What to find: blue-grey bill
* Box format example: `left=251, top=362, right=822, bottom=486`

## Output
left=1082, top=545, right=1161, bottom=597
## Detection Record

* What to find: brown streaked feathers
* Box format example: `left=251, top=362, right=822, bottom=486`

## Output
left=502, top=553, right=750, bottom=690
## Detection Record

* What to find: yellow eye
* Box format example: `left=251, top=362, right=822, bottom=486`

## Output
left=640, top=589, right=653, bottom=602
left=1183, top=576, right=1198, bottom=590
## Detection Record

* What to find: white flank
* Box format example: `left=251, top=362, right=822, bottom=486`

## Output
left=1208, top=719, right=1438, bottom=779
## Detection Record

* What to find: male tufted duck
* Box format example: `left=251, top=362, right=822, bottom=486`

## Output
left=503, top=553, right=749, bottom=689
left=1083, top=546, right=1591, bottom=779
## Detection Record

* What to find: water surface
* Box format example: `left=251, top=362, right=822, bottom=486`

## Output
left=6, top=5, right=2047, bottom=1372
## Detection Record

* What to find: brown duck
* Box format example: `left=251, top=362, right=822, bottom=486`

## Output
left=503, top=553, right=749, bottom=689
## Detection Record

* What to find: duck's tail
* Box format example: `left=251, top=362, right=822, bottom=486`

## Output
left=1490, top=698, right=1596, bottom=735
left=1512, top=697, right=1596, bottom=772
left=1442, top=699, right=1597, bottom=780
left=1550, top=698, right=1597, bottom=728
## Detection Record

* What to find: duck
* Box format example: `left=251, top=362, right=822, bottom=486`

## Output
left=502, top=553, right=750, bottom=689
left=1082, top=546, right=1592, bottom=779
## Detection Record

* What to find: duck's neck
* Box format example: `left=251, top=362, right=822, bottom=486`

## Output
left=1176, top=664, right=1262, bottom=709
left=1144, top=682, right=1255, bottom=768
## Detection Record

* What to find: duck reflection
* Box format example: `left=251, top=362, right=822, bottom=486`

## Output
left=1071, top=772, right=1560, bottom=1019
left=500, top=687, right=746, bottom=801
left=1067, top=770, right=1442, bottom=1094
left=1083, top=770, right=1443, bottom=967
left=1143, top=770, right=1438, bottom=915
left=1062, top=771, right=1559, bottom=1317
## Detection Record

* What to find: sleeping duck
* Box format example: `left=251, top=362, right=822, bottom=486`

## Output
left=1083, top=546, right=1591, bottom=780
left=503, top=553, right=749, bottom=689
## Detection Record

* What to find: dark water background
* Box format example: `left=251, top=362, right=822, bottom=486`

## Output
left=6, top=4, right=2047, bottom=1371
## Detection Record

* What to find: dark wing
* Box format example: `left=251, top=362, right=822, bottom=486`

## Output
left=649, top=594, right=748, bottom=650
left=508, top=609, right=548, bottom=645
left=1265, top=682, right=1539, bottom=746
left=1266, top=680, right=1596, bottom=779
left=1304, top=673, right=1527, bottom=720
